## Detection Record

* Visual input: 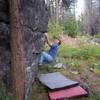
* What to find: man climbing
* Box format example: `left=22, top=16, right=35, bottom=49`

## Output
left=39, top=33, right=61, bottom=64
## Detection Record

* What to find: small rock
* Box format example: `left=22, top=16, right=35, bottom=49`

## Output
left=80, top=83, right=91, bottom=97
left=71, top=71, right=79, bottom=75
left=54, top=63, right=63, bottom=68
left=90, top=68, right=94, bottom=72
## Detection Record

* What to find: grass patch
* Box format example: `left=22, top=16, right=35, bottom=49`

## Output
left=88, top=87, right=100, bottom=100
left=30, top=81, right=48, bottom=100
left=88, top=57, right=100, bottom=75
left=58, top=45, right=100, bottom=60
left=39, top=64, right=60, bottom=74
left=58, top=44, right=100, bottom=75
left=66, top=59, right=84, bottom=72
left=94, top=69, right=100, bottom=75
left=95, top=34, right=100, bottom=38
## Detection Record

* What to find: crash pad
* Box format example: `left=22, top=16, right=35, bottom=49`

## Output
left=49, top=85, right=87, bottom=100
left=38, top=72, right=79, bottom=90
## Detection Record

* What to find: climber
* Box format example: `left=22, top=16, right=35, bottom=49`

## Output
left=39, top=33, right=61, bottom=64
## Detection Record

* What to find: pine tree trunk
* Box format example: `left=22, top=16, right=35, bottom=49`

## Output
left=9, top=0, right=25, bottom=100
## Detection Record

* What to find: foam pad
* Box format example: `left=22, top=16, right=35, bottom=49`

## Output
left=38, top=72, right=79, bottom=90
left=49, top=86, right=87, bottom=100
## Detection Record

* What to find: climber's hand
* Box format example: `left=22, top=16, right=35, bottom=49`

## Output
left=44, top=33, right=48, bottom=38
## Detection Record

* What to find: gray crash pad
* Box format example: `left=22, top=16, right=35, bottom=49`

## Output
left=38, top=72, right=79, bottom=90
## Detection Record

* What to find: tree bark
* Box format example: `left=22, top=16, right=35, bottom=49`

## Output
left=9, top=0, right=25, bottom=100
left=55, top=0, right=59, bottom=24
left=98, top=0, right=100, bottom=15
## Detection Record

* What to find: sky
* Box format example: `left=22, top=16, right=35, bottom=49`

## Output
left=76, top=0, right=85, bottom=19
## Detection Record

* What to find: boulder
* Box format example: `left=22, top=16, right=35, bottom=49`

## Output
left=0, top=0, right=49, bottom=99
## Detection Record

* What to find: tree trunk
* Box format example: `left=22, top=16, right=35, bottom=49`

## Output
left=55, top=0, right=59, bottom=24
left=9, top=0, right=25, bottom=100
left=46, top=0, right=50, bottom=7
left=99, top=0, right=100, bottom=15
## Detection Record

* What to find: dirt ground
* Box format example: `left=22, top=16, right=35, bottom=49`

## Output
left=60, top=35, right=81, bottom=46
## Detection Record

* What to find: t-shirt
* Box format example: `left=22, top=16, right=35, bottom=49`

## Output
left=48, top=43, right=59, bottom=59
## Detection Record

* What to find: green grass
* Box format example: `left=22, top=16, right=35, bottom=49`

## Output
left=66, top=59, right=84, bottom=72
left=58, top=44, right=100, bottom=75
left=39, top=64, right=60, bottom=74
left=58, top=45, right=100, bottom=60
left=88, top=88, right=100, bottom=100
left=95, top=34, right=100, bottom=38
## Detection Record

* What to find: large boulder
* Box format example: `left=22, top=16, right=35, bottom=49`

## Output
left=0, top=0, right=49, bottom=99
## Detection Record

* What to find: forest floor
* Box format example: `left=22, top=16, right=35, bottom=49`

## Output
left=30, top=35, right=100, bottom=100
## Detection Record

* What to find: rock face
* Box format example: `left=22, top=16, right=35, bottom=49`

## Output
left=0, top=0, right=49, bottom=99
left=21, top=0, right=49, bottom=99
left=0, top=0, right=10, bottom=88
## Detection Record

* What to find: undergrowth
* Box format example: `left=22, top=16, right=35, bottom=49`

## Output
left=58, top=45, right=100, bottom=60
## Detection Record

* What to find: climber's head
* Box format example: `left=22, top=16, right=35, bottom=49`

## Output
left=54, top=38, right=61, bottom=46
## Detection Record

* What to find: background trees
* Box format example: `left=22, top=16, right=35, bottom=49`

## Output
left=84, top=0, right=100, bottom=35
left=46, top=0, right=100, bottom=37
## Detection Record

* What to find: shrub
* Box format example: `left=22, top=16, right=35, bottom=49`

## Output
left=94, top=69, right=100, bottom=75
left=48, top=23, right=64, bottom=38
left=64, top=18, right=78, bottom=38
left=93, top=63, right=100, bottom=69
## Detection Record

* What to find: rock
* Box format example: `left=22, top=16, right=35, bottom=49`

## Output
left=0, top=96, right=2, bottom=100
left=21, top=0, right=50, bottom=99
left=80, top=83, right=91, bottom=97
left=54, top=63, right=67, bottom=69
left=0, top=0, right=49, bottom=99
left=93, top=38, right=100, bottom=43
left=54, top=63, right=63, bottom=68
left=90, top=68, right=94, bottom=72
left=71, top=70, right=79, bottom=75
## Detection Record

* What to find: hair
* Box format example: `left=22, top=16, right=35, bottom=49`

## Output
left=56, top=38, right=61, bottom=45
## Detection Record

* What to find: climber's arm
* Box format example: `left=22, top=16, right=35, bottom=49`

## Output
left=45, top=33, right=52, bottom=47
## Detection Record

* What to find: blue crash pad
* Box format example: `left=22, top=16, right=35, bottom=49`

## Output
left=38, top=72, right=79, bottom=90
